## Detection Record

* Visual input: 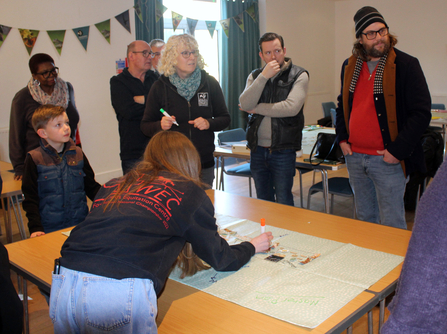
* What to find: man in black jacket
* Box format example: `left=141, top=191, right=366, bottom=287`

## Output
left=239, top=32, right=309, bottom=206
left=110, top=40, right=159, bottom=174
left=335, top=7, right=431, bottom=228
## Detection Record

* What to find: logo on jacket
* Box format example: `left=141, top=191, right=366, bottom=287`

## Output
left=198, top=92, right=208, bottom=107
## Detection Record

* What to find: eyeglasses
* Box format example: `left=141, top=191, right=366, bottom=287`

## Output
left=133, top=50, right=155, bottom=58
left=362, top=27, right=389, bottom=40
left=36, top=67, right=59, bottom=79
left=180, top=50, right=199, bottom=59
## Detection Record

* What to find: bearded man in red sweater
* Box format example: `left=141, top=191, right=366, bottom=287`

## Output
left=335, top=6, right=431, bottom=229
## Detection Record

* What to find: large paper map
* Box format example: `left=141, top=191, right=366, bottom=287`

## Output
left=169, top=214, right=403, bottom=329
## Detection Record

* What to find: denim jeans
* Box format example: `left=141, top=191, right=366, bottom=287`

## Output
left=50, top=267, right=158, bottom=334
left=346, top=153, right=407, bottom=229
left=250, top=147, right=296, bottom=206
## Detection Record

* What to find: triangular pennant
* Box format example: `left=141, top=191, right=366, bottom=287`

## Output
left=19, top=29, right=39, bottom=55
left=245, top=4, right=257, bottom=23
left=233, top=13, right=244, bottom=32
left=0, top=25, right=12, bottom=49
left=172, top=11, right=183, bottom=32
left=73, top=26, right=90, bottom=51
left=134, top=3, right=143, bottom=23
left=186, top=18, right=198, bottom=36
left=205, top=21, right=216, bottom=38
left=219, top=18, right=231, bottom=38
left=115, top=10, right=131, bottom=33
left=155, top=1, right=168, bottom=23
left=47, top=30, right=66, bottom=55
left=95, top=19, right=111, bottom=44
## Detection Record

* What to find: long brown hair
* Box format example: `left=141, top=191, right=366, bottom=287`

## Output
left=352, top=32, right=398, bottom=61
left=102, top=131, right=210, bottom=277
left=103, top=131, right=203, bottom=211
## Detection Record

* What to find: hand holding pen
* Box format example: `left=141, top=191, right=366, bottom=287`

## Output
left=160, top=108, right=179, bottom=130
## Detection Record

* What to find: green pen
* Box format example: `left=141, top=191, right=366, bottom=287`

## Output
left=160, top=108, right=179, bottom=126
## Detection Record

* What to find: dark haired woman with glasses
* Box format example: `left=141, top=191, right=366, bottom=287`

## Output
left=141, top=34, right=230, bottom=187
left=9, top=53, right=80, bottom=180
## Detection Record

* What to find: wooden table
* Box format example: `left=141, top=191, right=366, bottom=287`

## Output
left=5, top=189, right=411, bottom=334
left=1, top=161, right=26, bottom=242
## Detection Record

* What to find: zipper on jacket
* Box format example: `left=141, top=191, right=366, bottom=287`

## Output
left=188, top=101, right=192, bottom=139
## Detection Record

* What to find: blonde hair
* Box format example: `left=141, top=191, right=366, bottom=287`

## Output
left=159, top=34, right=205, bottom=77
left=31, top=104, right=66, bottom=132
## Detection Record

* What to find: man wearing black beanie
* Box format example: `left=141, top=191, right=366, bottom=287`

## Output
left=335, top=7, right=431, bottom=229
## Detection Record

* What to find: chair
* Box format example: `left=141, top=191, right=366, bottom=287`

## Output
left=322, top=102, right=336, bottom=118
left=307, top=177, right=356, bottom=218
left=330, top=108, right=337, bottom=128
left=217, top=128, right=253, bottom=197
left=432, top=103, right=445, bottom=110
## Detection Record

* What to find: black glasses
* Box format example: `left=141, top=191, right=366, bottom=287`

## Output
left=133, top=50, right=155, bottom=58
left=362, top=27, right=389, bottom=40
left=153, top=52, right=161, bottom=57
left=36, top=67, right=59, bottom=79
left=180, top=50, right=199, bottom=59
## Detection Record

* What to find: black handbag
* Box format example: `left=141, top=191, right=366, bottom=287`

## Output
left=309, top=133, right=345, bottom=166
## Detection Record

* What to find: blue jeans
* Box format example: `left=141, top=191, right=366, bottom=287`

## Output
left=50, top=267, right=158, bottom=334
left=250, top=147, right=296, bottom=206
left=346, top=153, right=407, bottom=229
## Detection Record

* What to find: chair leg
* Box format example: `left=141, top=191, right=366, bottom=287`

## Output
left=219, top=157, right=225, bottom=191
left=248, top=177, right=252, bottom=197
left=330, top=194, right=335, bottom=214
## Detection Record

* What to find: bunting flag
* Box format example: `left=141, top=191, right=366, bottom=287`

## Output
left=245, top=4, right=257, bottom=23
left=115, top=10, right=131, bottom=33
left=95, top=19, right=111, bottom=43
left=233, top=13, right=244, bottom=32
left=187, top=18, right=198, bottom=36
left=155, top=1, right=168, bottom=23
left=220, top=18, right=231, bottom=38
left=47, top=30, right=66, bottom=55
left=73, top=26, right=90, bottom=51
left=19, top=29, right=39, bottom=55
left=134, top=3, right=143, bottom=23
left=172, top=11, right=183, bottom=32
left=0, top=25, right=11, bottom=49
left=205, top=21, right=216, bottom=38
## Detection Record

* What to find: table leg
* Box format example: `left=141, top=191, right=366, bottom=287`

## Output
left=346, top=325, right=353, bottom=334
left=19, top=275, right=30, bottom=334
left=215, top=157, right=220, bottom=190
left=3, top=196, right=13, bottom=243
left=368, top=310, right=373, bottom=333
left=379, top=298, right=385, bottom=331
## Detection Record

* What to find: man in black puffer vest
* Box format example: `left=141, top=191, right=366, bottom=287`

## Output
left=239, top=32, right=309, bottom=206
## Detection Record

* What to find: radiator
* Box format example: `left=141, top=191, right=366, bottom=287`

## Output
left=0, top=127, right=10, bottom=163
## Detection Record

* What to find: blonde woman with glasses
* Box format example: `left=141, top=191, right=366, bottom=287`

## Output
left=141, top=34, right=230, bottom=187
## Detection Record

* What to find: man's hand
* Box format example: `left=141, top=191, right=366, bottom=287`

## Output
left=261, top=60, right=280, bottom=79
left=250, top=232, right=273, bottom=253
left=14, top=174, right=22, bottom=181
left=340, top=142, right=352, bottom=156
left=188, top=117, right=210, bottom=130
left=238, top=104, right=255, bottom=114
left=161, top=116, right=176, bottom=130
left=377, top=149, right=400, bottom=164
left=30, top=231, right=45, bottom=238
left=133, top=95, right=145, bottom=104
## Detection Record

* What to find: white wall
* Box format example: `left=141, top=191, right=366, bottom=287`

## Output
left=0, top=0, right=134, bottom=183
left=334, top=0, right=447, bottom=107
left=260, top=0, right=337, bottom=125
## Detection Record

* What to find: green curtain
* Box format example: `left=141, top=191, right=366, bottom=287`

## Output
left=135, top=0, right=164, bottom=42
left=220, top=0, right=261, bottom=130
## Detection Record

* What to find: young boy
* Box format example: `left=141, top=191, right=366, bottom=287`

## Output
left=22, top=104, right=101, bottom=238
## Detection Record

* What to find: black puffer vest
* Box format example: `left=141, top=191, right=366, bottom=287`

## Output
left=246, top=59, right=307, bottom=152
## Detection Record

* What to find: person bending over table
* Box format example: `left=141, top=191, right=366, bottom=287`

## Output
left=141, top=33, right=230, bottom=188
left=50, top=131, right=272, bottom=333
left=9, top=53, right=80, bottom=180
